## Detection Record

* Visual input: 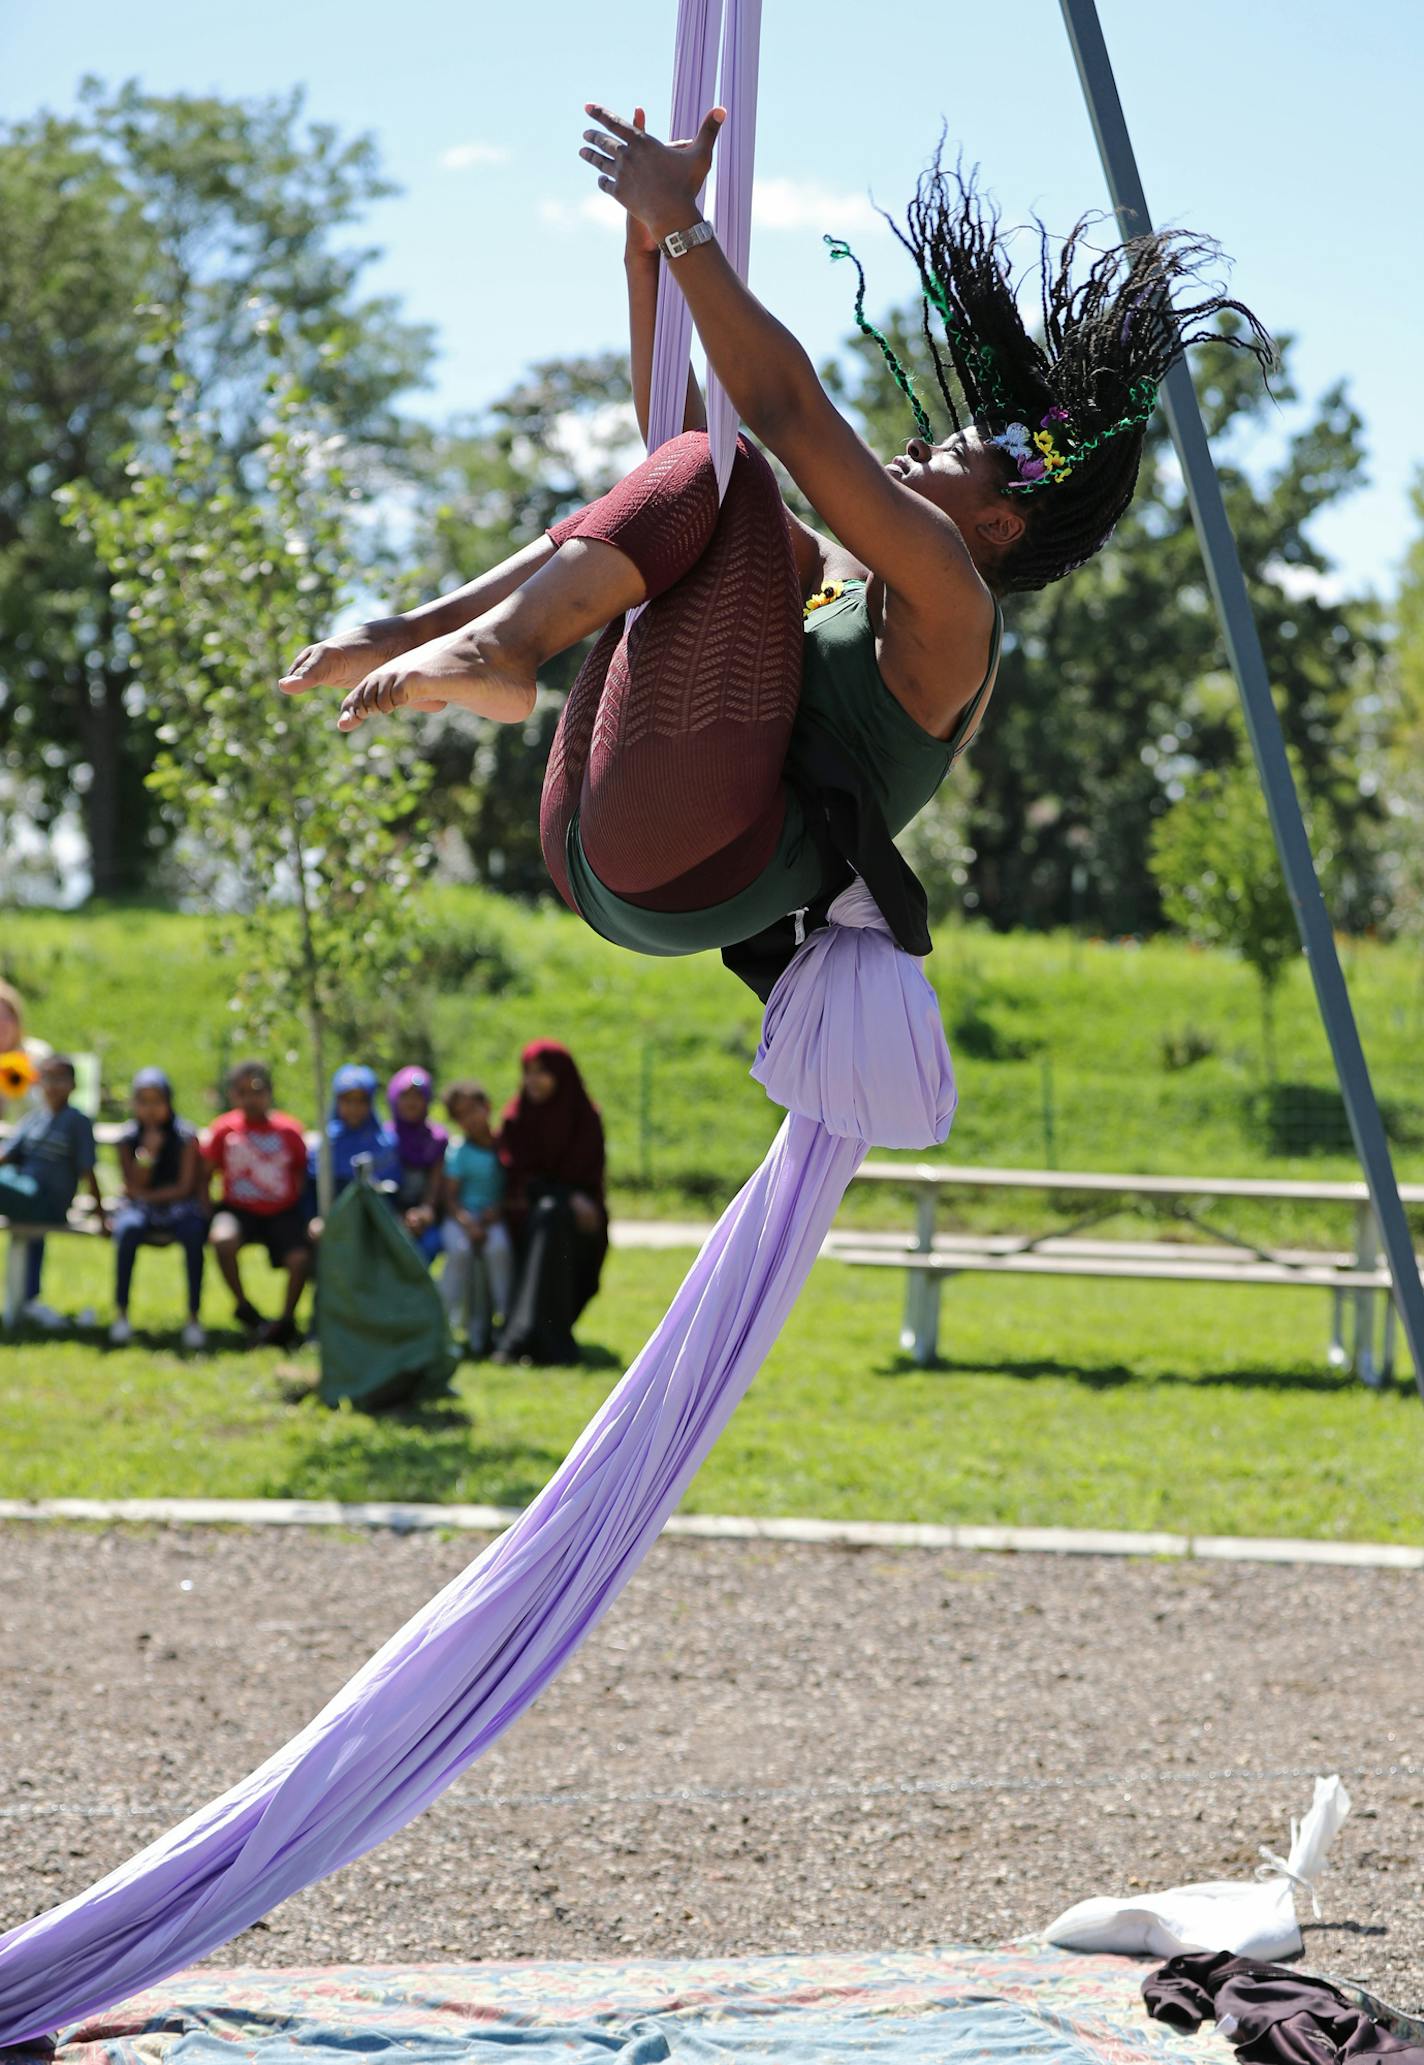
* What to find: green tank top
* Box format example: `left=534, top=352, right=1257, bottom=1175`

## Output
left=565, top=581, right=1001, bottom=959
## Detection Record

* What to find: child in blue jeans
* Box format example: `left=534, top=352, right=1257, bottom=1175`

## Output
left=110, top=1068, right=208, bottom=1351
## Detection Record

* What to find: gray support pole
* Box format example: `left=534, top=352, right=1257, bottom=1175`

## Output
left=1059, top=0, right=1424, bottom=1403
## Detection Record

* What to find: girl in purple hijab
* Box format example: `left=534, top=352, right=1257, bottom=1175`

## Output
left=388, top=1065, right=447, bottom=1265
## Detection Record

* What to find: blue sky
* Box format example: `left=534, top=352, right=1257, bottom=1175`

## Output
left=4, top=0, right=1422, bottom=596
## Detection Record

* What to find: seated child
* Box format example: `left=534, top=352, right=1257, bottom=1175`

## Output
left=306, top=1063, right=397, bottom=1235
left=387, top=1065, right=448, bottom=1265
left=201, top=1060, right=313, bottom=1347
left=0, top=983, right=60, bottom=1320
left=440, top=1081, right=514, bottom=1356
left=0, top=979, right=50, bottom=1125
left=110, top=1067, right=207, bottom=1351
left=0, top=1055, right=105, bottom=1330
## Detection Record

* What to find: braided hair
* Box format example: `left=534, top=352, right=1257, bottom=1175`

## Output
left=854, top=151, right=1274, bottom=595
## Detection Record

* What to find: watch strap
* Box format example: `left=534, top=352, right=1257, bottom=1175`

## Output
left=662, top=220, right=715, bottom=260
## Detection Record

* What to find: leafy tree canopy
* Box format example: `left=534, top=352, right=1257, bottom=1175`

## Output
left=0, top=80, right=432, bottom=896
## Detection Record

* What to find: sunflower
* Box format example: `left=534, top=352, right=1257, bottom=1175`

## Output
left=0, top=1049, right=39, bottom=1099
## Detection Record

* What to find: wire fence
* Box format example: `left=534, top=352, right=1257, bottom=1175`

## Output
left=598, top=1036, right=1424, bottom=1233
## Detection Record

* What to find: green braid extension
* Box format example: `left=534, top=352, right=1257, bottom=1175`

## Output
left=920, top=270, right=1013, bottom=416
left=1060, top=376, right=1160, bottom=465
left=824, top=236, right=934, bottom=444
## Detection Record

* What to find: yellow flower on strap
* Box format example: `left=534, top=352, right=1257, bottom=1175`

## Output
left=803, top=581, right=846, bottom=619
left=0, top=1049, right=38, bottom=1099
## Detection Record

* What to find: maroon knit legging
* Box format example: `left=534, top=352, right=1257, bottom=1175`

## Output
left=539, top=432, right=804, bottom=913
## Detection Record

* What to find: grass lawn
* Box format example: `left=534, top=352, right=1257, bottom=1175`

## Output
left=1, top=1233, right=1419, bottom=1544
left=4, top=896, right=1422, bottom=1543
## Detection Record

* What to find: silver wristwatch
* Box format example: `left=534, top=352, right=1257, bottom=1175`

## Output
left=661, top=220, right=715, bottom=259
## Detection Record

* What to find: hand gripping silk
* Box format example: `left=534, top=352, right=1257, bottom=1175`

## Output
left=646, top=0, right=761, bottom=496
left=0, top=885, right=955, bottom=2046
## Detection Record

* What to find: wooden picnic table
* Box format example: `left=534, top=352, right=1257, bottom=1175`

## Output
left=5, top=1120, right=1421, bottom=1388
left=847, top=1160, right=1424, bottom=1386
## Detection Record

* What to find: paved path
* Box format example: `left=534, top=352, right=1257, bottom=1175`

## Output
left=3, top=1526, right=1421, bottom=2004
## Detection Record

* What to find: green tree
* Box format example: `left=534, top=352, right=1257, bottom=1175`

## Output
left=826, top=316, right=1384, bottom=933
left=61, top=345, right=437, bottom=1207
left=1149, top=754, right=1327, bottom=1079
left=1372, top=473, right=1424, bottom=949
left=0, top=80, right=432, bottom=897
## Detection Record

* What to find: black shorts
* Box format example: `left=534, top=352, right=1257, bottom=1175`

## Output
left=222, top=1203, right=311, bottom=1268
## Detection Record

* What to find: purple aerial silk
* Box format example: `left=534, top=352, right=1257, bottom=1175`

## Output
left=645, top=0, right=760, bottom=495
left=0, top=889, right=955, bottom=2045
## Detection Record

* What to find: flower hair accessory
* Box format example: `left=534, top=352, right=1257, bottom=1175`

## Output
left=989, top=382, right=1160, bottom=494
left=992, top=408, right=1075, bottom=487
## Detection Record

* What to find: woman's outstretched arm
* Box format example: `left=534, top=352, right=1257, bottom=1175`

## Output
left=625, top=110, right=706, bottom=444
left=627, top=238, right=707, bottom=444
left=582, top=104, right=987, bottom=625
left=621, top=111, right=853, bottom=599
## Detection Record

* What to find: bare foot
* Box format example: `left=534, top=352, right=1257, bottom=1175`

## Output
left=278, top=618, right=415, bottom=696
left=338, top=625, right=538, bottom=732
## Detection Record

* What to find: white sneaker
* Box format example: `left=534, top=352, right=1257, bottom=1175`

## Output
left=22, top=1300, right=67, bottom=1331
left=109, top=1316, right=133, bottom=1346
left=180, top=1320, right=206, bottom=1351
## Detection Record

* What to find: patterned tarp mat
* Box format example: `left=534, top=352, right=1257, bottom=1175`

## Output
left=31, top=1942, right=1236, bottom=2065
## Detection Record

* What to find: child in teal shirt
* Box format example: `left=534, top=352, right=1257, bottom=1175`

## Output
left=439, top=1081, right=513, bottom=1356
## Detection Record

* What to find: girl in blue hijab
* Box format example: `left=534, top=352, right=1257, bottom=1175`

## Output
left=309, top=1064, right=398, bottom=1196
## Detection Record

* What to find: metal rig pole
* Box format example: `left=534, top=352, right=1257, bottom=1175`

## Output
left=1059, top=0, right=1424, bottom=1400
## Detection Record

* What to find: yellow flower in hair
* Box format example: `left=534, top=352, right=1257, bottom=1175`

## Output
left=0, top=1049, right=38, bottom=1099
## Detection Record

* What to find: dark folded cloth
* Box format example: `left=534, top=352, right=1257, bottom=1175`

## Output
left=1144, top=1951, right=1424, bottom=2063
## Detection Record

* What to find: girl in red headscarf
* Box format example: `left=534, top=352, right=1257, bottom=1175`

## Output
left=494, top=1042, right=607, bottom=1365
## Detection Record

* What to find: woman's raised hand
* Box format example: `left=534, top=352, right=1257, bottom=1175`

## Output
left=581, top=101, right=724, bottom=245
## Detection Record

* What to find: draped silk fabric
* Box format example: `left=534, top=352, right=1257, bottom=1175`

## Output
left=645, top=0, right=761, bottom=497
left=0, top=890, right=955, bottom=2045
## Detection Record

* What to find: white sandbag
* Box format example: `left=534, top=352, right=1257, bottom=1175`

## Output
left=1042, top=1774, right=1351, bottom=1961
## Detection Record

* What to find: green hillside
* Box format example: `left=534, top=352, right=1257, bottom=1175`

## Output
left=4, top=894, right=1422, bottom=1241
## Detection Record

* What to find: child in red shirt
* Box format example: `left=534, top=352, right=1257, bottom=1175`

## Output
left=201, top=1060, right=312, bottom=1345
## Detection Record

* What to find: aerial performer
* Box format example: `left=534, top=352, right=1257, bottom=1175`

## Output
left=282, top=110, right=1271, bottom=1000
left=0, top=87, right=1272, bottom=2048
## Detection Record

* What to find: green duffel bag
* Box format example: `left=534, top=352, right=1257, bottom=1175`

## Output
left=316, top=1178, right=457, bottom=1411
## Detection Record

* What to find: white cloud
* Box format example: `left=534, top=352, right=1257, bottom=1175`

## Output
left=752, top=178, right=887, bottom=235
left=440, top=142, right=510, bottom=171
left=554, top=399, right=642, bottom=478
left=538, top=192, right=625, bottom=233
left=536, top=177, right=889, bottom=240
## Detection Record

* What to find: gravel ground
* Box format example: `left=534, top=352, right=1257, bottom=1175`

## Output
left=3, top=1525, right=1422, bottom=2008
